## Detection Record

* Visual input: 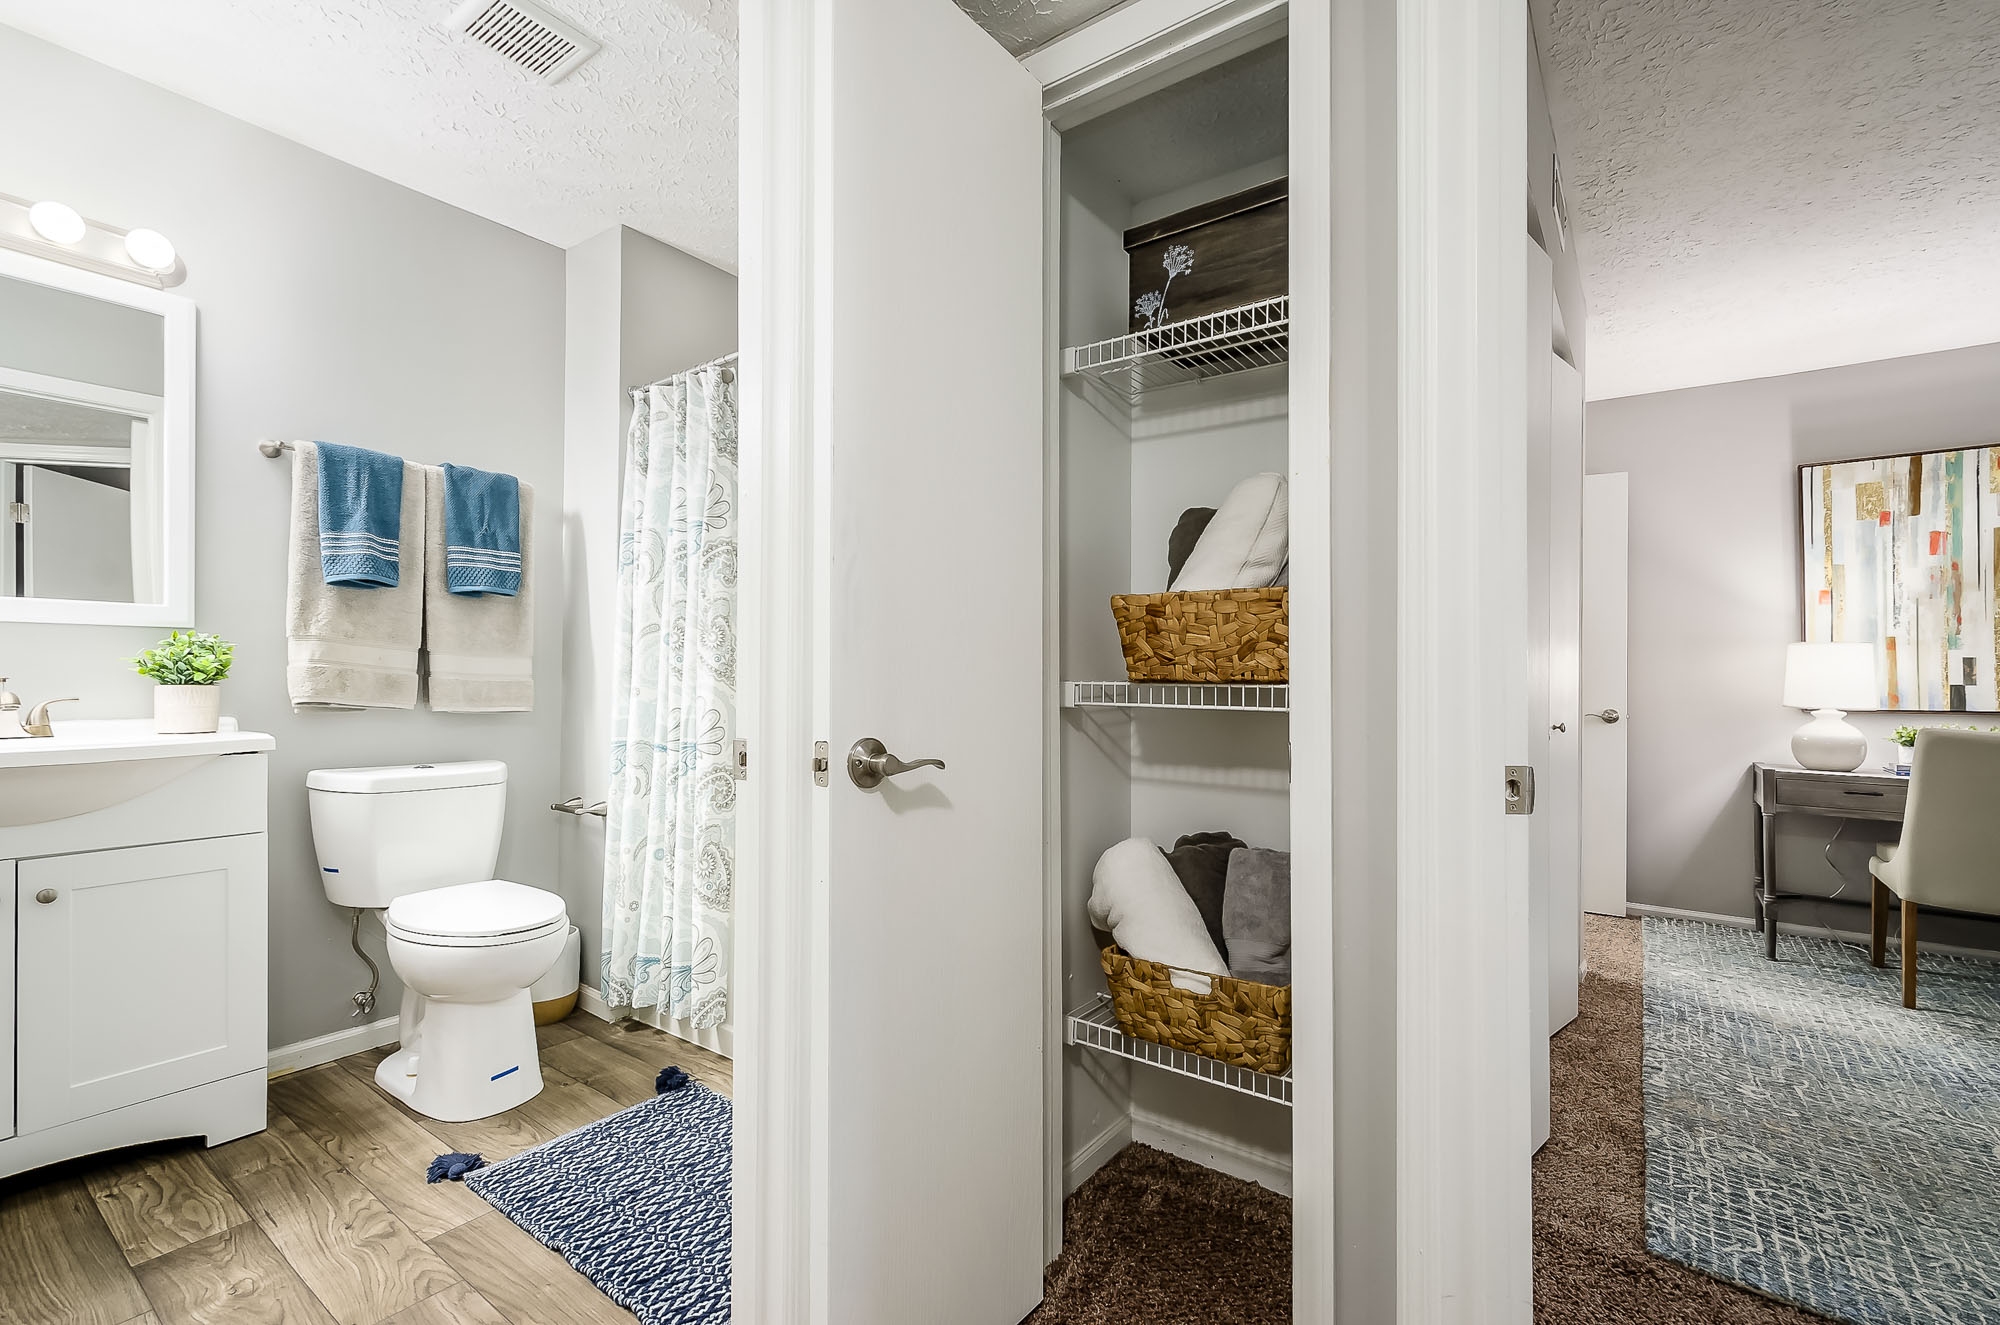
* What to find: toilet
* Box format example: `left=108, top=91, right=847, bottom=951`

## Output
left=306, top=760, right=568, bottom=1123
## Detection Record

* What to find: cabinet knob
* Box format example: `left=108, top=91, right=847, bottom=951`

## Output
left=34, top=888, right=56, bottom=904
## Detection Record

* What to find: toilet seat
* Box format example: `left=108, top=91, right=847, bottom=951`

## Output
left=387, top=878, right=566, bottom=948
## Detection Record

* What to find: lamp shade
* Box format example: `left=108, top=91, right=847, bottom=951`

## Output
left=1783, top=641, right=1876, bottom=710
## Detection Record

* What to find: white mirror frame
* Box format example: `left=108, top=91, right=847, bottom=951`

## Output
left=0, top=246, right=195, bottom=626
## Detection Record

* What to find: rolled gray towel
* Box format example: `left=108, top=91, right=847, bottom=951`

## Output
left=1161, top=831, right=1243, bottom=954
left=1223, top=847, right=1291, bottom=985
left=1166, top=507, right=1216, bottom=585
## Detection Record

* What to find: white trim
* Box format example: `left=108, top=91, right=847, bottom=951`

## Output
left=266, top=1014, right=401, bottom=1077
left=1063, top=1111, right=1134, bottom=1193
left=1130, top=1106, right=1293, bottom=1197
left=1287, top=2, right=1339, bottom=1316
left=737, top=0, right=822, bottom=1319
left=0, top=247, right=194, bottom=628
left=1026, top=0, right=1286, bottom=129
left=0, top=364, right=166, bottom=418
left=0, top=443, right=133, bottom=467
left=1397, top=0, right=1532, bottom=1320
left=1037, top=117, right=1069, bottom=1266
left=1624, top=902, right=2000, bottom=961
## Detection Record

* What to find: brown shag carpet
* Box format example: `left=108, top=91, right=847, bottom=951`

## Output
left=1535, top=915, right=1831, bottom=1324
left=1030, top=1142, right=1291, bottom=1324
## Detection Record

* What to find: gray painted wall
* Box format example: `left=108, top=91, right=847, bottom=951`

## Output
left=1587, top=340, right=2000, bottom=951
left=0, top=27, right=568, bottom=1050
left=557, top=226, right=736, bottom=999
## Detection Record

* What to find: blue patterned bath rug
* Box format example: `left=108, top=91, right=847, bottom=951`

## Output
left=465, top=1082, right=730, bottom=1324
left=1644, top=917, right=2000, bottom=1324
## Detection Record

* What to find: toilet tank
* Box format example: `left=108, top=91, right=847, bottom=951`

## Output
left=306, top=760, right=507, bottom=908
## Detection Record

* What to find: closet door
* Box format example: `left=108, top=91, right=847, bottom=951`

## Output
left=816, top=4, right=1047, bottom=1323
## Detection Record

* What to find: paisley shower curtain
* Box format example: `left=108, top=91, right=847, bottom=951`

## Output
left=601, top=361, right=737, bottom=1030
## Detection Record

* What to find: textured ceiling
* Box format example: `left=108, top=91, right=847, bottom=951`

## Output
left=955, top=0, right=1126, bottom=55
left=0, top=0, right=736, bottom=266
left=0, top=394, right=138, bottom=446
left=1535, top=0, right=2000, bottom=400
left=1064, top=38, right=1286, bottom=209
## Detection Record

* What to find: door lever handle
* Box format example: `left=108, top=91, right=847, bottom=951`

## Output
left=846, top=737, right=946, bottom=789
left=1587, top=708, right=1621, bottom=724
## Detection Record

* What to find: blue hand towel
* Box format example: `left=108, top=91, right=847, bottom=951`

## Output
left=315, top=441, right=405, bottom=588
left=442, top=463, right=522, bottom=597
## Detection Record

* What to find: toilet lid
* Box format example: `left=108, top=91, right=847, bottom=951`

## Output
left=387, top=879, right=566, bottom=939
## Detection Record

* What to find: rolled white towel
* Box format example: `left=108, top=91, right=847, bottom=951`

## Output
left=1087, top=837, right=1229, bottom=978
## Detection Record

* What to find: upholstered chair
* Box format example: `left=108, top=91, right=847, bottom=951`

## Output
left=1867, top=727, right=2000, bottom=1008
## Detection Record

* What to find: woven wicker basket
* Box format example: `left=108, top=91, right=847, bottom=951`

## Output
left=1110, top=588, right=1288, bottom=683
left=1099, top=944, right=1291, bottom=1074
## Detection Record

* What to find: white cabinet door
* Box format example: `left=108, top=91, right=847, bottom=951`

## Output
left=0, top=859, right=12, bottom=1142
left=16, top=836, right=266, bottom=1134
left=813, top=4, right=1046, bottom=1322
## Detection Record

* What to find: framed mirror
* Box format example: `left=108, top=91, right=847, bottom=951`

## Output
left=0, top=248, right=194, bottom=625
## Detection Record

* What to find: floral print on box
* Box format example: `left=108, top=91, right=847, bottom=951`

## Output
left=601, top=363, right=737, bottom=1031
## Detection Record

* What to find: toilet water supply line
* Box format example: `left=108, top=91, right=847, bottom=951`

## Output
left=350, top=907, right=380, bottom=1018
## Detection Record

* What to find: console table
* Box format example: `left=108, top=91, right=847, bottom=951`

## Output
left=1750, top=762, right=1907, bottom=959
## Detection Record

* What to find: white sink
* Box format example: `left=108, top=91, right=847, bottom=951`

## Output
left=0, top=718, right=276, bottom=828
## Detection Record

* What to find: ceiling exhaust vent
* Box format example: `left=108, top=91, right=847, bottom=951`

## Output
left=450, top=0, right=600, bottom=85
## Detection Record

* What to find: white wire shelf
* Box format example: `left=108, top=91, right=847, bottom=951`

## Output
left=1066, top=995, right=1292, bottom=1106
left=1062, top=295, right=1289, bottom=404
left=1064, top=680, right=1290, bottom=712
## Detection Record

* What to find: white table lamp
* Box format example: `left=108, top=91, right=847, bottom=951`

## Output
left=1784, top=642, right=1876, bottom=771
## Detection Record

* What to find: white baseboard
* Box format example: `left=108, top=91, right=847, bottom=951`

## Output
left=578, top=984, right=734, bottom=1060
left=268, top=1015, right=400, bottom=1078
left=1130, top=1105, right=1292, bottom=1196
left=1064, top=1113, right=1134, bottom=1193
left=1626, top=902, right=2000, bottom=961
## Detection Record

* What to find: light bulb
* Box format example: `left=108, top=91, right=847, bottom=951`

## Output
left=123, top=228, right=176, bottom=272
left=27, top=200, right=85, bottom=245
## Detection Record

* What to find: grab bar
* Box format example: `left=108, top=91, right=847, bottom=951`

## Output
left=551, top=796, right=608, bottom=817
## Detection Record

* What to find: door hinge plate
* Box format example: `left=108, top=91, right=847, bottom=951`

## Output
left=7, top=502, right=25, bottom=524
left=812, top=740, right=829, bottom=787
left=731, top=739, right=748, bottom=780
left=1505, top=764, right=1536, bottom=815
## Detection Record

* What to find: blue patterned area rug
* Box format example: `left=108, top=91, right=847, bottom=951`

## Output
left=1644, top=918, right=2000, bottom=1324
left=466, top=1083, right=730, bottom=1324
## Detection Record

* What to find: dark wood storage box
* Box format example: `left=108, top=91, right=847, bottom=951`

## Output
left=1126, top=177, right=1287, bottom=333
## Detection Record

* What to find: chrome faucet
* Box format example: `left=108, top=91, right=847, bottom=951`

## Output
left=0, top=681, right=78, bottom=738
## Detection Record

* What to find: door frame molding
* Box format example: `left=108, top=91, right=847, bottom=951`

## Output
left=1395, top=0, right=1533, bottom=1319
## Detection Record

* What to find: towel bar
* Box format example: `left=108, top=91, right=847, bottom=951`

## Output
left=550, top=796, right=608, bottom=817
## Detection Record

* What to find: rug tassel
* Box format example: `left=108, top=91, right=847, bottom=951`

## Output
left=656, top=1065, right=691, bottom=1093
left=427, top=1151, right=486, bottom=1183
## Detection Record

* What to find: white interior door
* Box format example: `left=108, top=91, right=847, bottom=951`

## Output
left=1525, top=243, right=1552, bottom=1152
left=1581, top=472, right=1630, bottom=917
left=22, top=465, right=134, bottom=602
left=817, top=4, right=1047, bottom=1321
left=1546, top=354, right=1582, bottom=1032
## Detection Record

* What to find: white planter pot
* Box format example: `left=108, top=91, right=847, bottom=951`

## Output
left=154, top=684, right=222, bottom=734
left=1894, top=744, right=1914, bottom=775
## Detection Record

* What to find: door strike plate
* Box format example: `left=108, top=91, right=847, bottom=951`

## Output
left=731, top=739, right=748, bottom=780
left=1505, top=765, right=1536, bottom=816
left=812, top=741, right=829, bottom=787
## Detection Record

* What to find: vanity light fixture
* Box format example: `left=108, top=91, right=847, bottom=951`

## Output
left=27, top=200, right=85, bottom=245
left=123, top=228, right=177, bottom=272
left=0, top=193, right=184, bottom=289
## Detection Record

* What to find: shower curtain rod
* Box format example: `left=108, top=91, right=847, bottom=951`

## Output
left=630, top=350, right=738, bottom=396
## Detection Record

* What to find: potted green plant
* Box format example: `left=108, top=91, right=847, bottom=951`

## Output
left=1891, top=725, right=1918, bottom=774
left=130, top=631, right=234, bottom=734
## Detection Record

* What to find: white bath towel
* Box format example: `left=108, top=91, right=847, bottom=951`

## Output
left=423, top=465, right=534, bottom=712
left=1087, top=837, right=1229, bottom=980
left=286, top=442, right=424, bottom=710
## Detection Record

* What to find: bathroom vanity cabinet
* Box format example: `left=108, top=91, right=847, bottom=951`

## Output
left=0, top=724, right=272, bottom=1180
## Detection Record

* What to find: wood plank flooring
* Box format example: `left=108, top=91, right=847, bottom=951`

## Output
left=0, top=1012, right=732, bottom=1325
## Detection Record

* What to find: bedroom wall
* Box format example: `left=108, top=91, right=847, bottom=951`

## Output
left=1587, top=340, right=2000, bottom=951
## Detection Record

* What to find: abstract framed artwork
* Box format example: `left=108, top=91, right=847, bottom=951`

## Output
left=1801, top=446, right=2000, bottom=711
